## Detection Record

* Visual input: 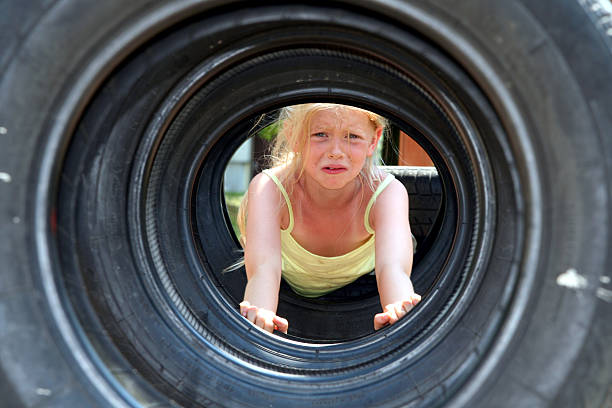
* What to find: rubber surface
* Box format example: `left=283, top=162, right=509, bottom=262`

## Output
left=1, top=1, right=611, bottom=407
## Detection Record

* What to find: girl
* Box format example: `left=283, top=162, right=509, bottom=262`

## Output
left=237, top=103, right=420, bottom=334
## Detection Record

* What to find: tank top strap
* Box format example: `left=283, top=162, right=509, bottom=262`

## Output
left=364, top=174, right=395, bottom=234
left=261, top=169, right=294, bottom=232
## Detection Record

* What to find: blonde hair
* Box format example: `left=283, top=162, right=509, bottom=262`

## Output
left=236, top=103, right=387, bottom=248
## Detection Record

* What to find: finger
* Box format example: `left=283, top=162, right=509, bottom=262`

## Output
left=384, top=304, right=399, bottom=324
left=391, top=302, right=406, bottom=324
left=374, top=313, right=390, bottom=330
left=392, top=302, right=406, bottom=319
left=253, top=313, right=267, bottom=330
left=400, top=300, right=414, bottom=315
left=273, top=315, right=289, bottom=334
left=239, top=300, right=251, bottom=317
left=411, top=293, right=422, bottom=305
left=251, top=309, right=277, bottom=333
left=258, top=314, right=275, bottom=333
left=374, top=312, right=390, bottom=330
left=246, top=306, right=258, bottom=323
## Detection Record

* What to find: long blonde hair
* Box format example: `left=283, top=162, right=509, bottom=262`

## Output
left=236, top=103, right=387, bottom=248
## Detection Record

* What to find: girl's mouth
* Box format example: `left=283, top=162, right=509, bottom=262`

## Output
left=322, top=166, right=347, bottom=174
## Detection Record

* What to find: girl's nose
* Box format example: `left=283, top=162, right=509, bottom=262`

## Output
left=328, top=137, right=345, bottom=158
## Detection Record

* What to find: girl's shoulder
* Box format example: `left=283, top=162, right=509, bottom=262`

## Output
left=370, top=168, right=408, bottom=203
left=248, top=168, right=280, bottom=197
left=366, top=170, right=408, bottom=233
left=250, top=167, right=292, bottom=230
left=261, top=165, right=288, bottom=179
left=249, top=166, right=295, bottom=205
left=254, top=166, right=292, bottom=190
left=370, top=167, right=395, bottom=190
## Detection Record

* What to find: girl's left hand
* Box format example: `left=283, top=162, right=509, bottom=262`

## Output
left=239, top=300, right=289, bottom=334
left=373, top=294, right=421, bottom=330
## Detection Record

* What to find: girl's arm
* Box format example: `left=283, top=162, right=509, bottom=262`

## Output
left=371, top=178, right=421, bottom=330
left=241, top=172, right=289, bottom=333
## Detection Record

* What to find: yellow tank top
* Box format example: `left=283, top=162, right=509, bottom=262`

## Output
left=261, top=170, right=395, bottom=298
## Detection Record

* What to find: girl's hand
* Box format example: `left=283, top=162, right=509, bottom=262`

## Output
left=240, top=301, right=289, bottom=334
left=373, top=293, right=421, bottom=330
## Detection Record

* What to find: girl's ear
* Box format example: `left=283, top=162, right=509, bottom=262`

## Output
left=367, top=127, right=383, bottom=156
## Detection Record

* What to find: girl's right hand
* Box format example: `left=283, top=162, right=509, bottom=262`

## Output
left=239, top=301, right=289, bottom=334
left=373, top=294, right=421, bottom=330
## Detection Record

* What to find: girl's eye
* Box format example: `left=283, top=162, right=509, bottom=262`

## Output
left=313, top=132, right=327, bottom=138
left=347, top=133, right=362, bottom=139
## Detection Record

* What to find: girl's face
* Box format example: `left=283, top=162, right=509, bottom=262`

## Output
left=302, top=108, right=381, bottom=191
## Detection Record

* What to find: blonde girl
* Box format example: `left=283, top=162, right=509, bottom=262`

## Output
left=237, top=103, right=420, bottom=334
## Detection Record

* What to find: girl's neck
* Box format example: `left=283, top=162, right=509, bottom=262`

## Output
left=298, top=175, right=362, bottom=210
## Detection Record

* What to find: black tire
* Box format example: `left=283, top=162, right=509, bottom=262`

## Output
left=1, top=1, right=611, bottom=407
left=383, top=166, right=444, bottom=261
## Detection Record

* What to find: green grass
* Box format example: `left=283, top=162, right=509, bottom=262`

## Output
left=224, top=192, right=245, bottom=238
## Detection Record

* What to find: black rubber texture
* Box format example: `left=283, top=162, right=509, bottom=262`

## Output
left=1, top=1, right=611, bottom=407
left=383, top=166, right=442, bottom=250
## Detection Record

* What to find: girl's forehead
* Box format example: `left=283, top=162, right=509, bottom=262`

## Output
left=310, top=108, right=373, bottom=129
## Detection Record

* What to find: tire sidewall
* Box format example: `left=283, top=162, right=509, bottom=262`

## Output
left=0, top=1, right=610, bottom=407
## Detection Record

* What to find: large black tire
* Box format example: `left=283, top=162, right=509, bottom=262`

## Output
left=1, top=1, right=611, bottom=407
